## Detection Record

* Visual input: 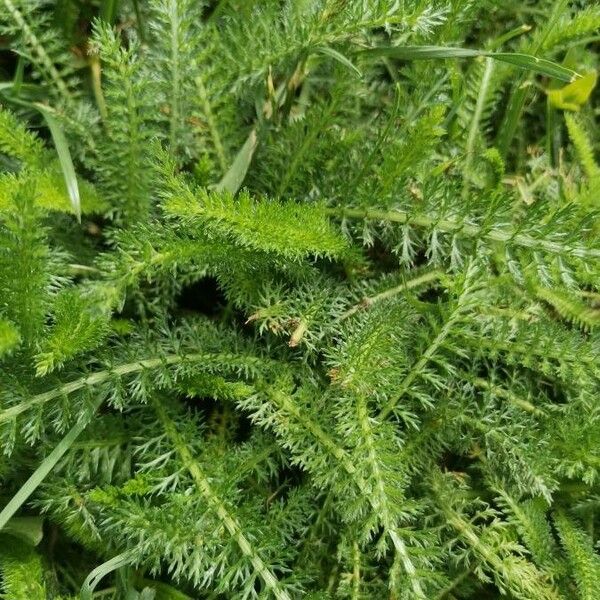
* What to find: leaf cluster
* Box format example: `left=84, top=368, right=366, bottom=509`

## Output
left=1, top=1, right=600, bottom=599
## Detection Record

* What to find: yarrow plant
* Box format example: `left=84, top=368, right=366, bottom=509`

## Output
left=1, top=1, right=600, bottom=598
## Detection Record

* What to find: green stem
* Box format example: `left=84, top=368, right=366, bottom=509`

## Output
left=342, top=93, right=401, bottom=196
left=168, top=0, right=181, bottom=154
left=380, top=264, right=478, bottom=419
left=339, top=269, right=442, bottom=321
left=433, top=568, right=472, bottom=600
left=469, top=376, right=544, bottom=415
left=2, top=0, right=73, bottom=103
left=0, top=352, right=245, bottom=424
left=153, top=400, right=291, bottom=600
left=196, top=76, right=228, bottom=174
left=100, top=0, right=121, bottom=23
left=379, top=301, right=468, bottom=420
left=546, top=97, right=559, bottom=167
left=351, top=541, right=361, bottom=600
left=328, top=206, right=600, bottom=260
left=356, top=394, right=424, bottom=598
left=132, top=0, right=145, bottom=42
left=496, top=0, right=570, bottom=157
left=267, top=388, right=356, bottom=473
left=276, top=97, right=338, bottom=197
left=464, top=57, right=494, bottom=194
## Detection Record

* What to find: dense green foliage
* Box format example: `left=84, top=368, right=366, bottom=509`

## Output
left=1, top=1, right=600, bottom=598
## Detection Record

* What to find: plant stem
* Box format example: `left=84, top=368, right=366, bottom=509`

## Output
left=327, top=206, right=600, bottom=259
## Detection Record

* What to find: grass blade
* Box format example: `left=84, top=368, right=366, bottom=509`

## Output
left=315, top=46, right=362, bottom=77
left=80, top=552, right=133, bottom=600
left=361, top=45, right=579, bottom=82
left=1, top=516, right=44, bottom=546
left=362, top=46, right=482, bottom=60
left=0, top=399, right=101, bottom=532
left=491, top=52, right=578, bottom=82
left=215, top=128, right=257, bottom=194
left=100, top=0, right=121, bottom=23
left=34, top=103, right=81, bottom=222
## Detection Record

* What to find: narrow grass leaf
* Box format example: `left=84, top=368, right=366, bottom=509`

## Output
left=215, top=128, right=257, bottom=194
left=35, top=104, right=81, bottom=221
left=361, top=45, right=579, bottom=82
left=492, top=52, right=579, bottom=82
left=80, top=552, right=133, bottom=600
left=0, top=399, right=101, bottom=532
left=315, top=46, right=362, bottom=77
left=1, top=516, right=44, bottom=546
left=100, top=0, right=121, bottom=23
